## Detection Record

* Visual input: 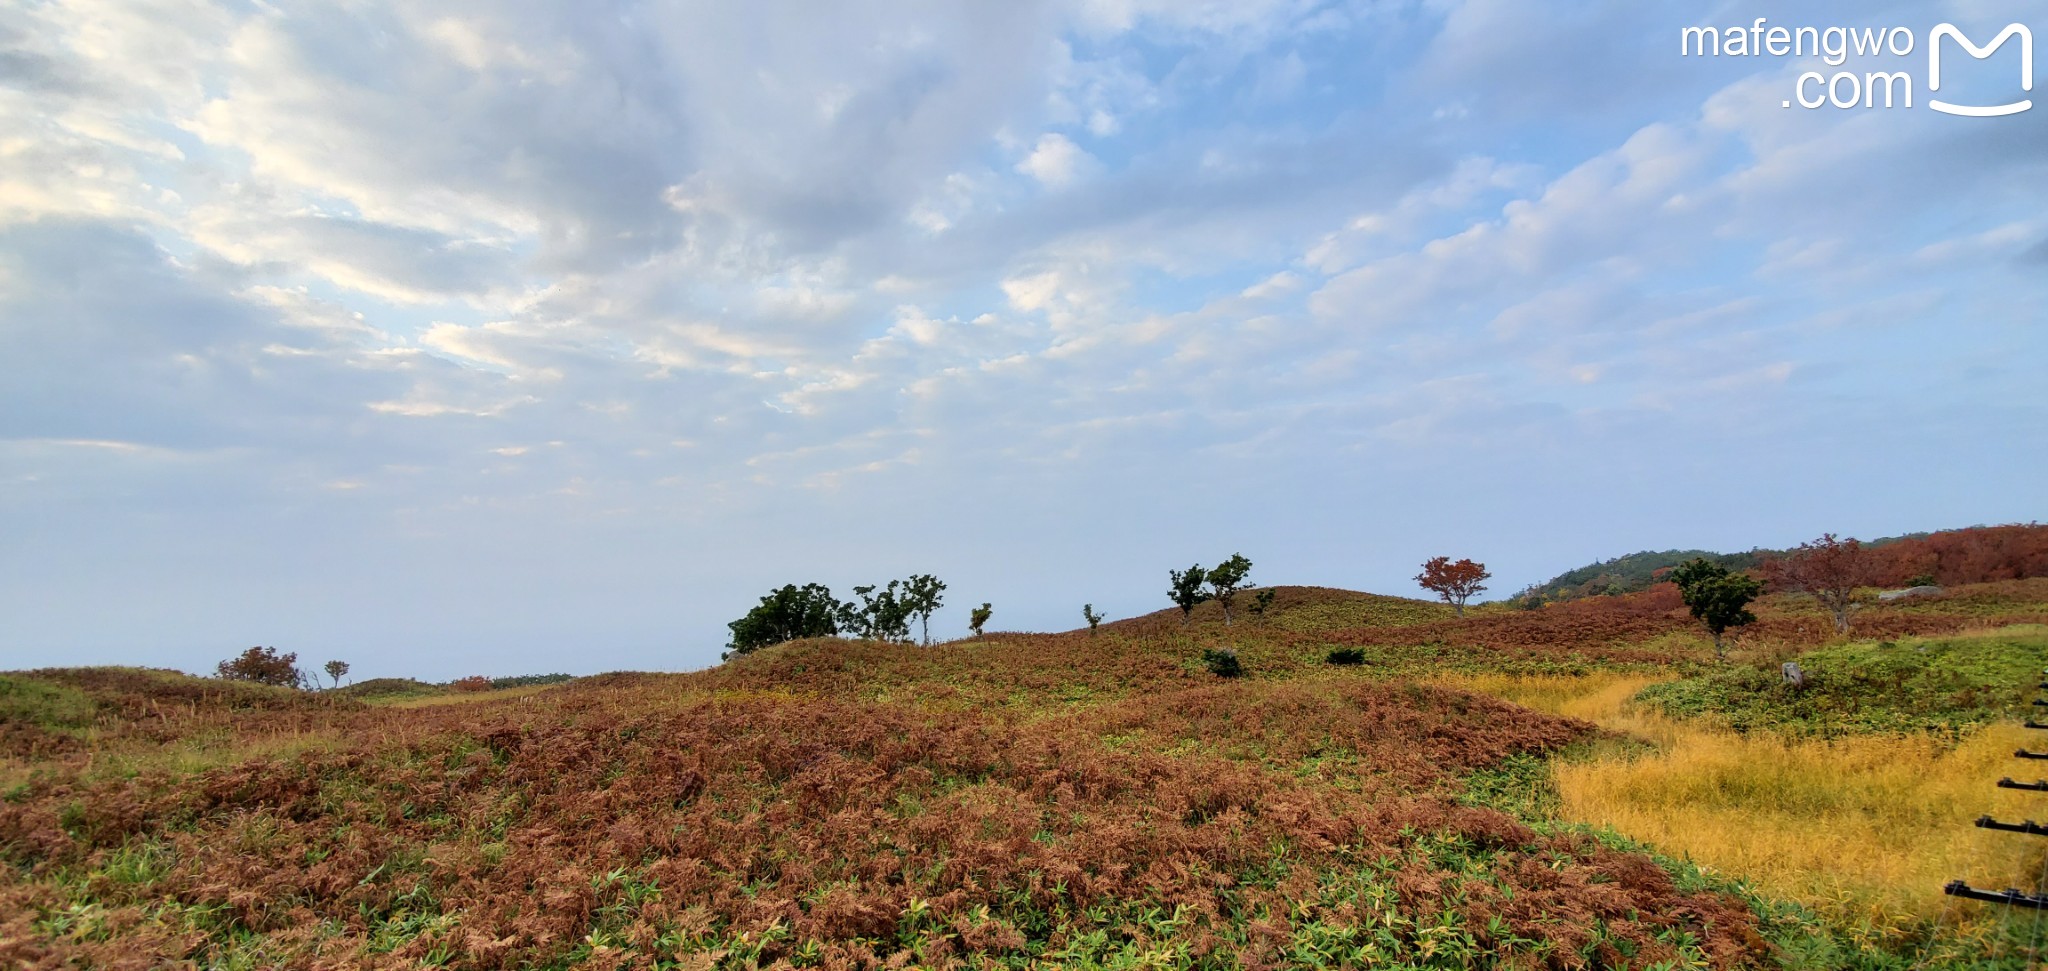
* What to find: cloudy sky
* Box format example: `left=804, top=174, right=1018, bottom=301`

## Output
left=3, top=0, right=2044, bottom=678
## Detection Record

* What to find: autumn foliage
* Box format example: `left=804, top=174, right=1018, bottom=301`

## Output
left=0, top=669, right=1773, bottom=970
left=7, top=574, right=2048, bottom=967
left=1859, top=524, right=2048, bottom=587
left=1760, top=534, right=1876, bottom=634
left=1416, top=557, right=1491, bottom=617
left=212, top=646, right=304, bottom=688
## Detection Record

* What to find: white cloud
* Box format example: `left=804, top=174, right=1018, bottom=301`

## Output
left=1015, top=133, right=1098, bottom=187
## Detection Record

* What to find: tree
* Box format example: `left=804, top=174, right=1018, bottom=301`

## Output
left=1416, top=557, right=1491, bottom=617
left=1764, top=533, right=1874, bottom=634
left=1082, top=603, right=1104, bottom=635
left=1669, top=558, right=1761, bottom=657
left=726, top=583, right=841, bottom=658
left=216, top=646, right=304, bottom=688
left=322, top=659, right=350, bottom=689
left=903, top=574, right=947, bottom=646
left=1168, top=565, right=1210, bottom=625
left=1205, top=553, right=1254, bottom=626
left=1248, top=589, right=1277, bottom=623
left=840, top=581, right=914, bottom=642
left=969, top=602, right=992, bottom=638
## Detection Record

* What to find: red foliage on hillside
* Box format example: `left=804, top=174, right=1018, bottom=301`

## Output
left=1862, top=524, right=2048, bottom=587
left=8, top=576, right=2046, bottom=966
left=0, top=667, right=1772, bottom=968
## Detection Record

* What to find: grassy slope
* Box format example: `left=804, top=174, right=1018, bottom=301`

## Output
left=1099, top=585, right=1454, bottom=635
left=1638, top=626, right=2048, bottom=737
left=3, top=579, right=2047, bottom=968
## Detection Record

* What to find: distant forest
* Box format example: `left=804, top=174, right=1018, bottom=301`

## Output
left=1516, top=523, right=2048, bottom=604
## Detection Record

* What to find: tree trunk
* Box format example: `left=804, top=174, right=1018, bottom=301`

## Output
left=1453, top=601, right=1464, bottom=618
left=1711, top=630, right=1724, bottom=659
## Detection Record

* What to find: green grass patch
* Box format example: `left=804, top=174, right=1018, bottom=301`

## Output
left=0, top=675, right=98, bottom=733
left=1637, top=625, right=2048, bottom=738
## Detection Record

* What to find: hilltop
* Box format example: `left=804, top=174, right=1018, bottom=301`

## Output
left=1095, top=584, right=1453, bottom=634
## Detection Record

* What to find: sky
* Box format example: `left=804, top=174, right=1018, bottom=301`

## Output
left=2, top=0, right=2044, bottom=679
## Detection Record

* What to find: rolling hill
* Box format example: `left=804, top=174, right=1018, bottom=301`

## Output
left=6, top=578, right=2048, bottom=967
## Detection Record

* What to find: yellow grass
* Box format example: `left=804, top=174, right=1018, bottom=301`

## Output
left=1439, top=672, right=2048, bottom=947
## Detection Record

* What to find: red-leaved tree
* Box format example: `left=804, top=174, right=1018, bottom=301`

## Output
left=1763, top=533, right=1875, bottom=634
left=215, top=646, right=304, bottom=688
left=1416, top=557, right=1491, bottom=617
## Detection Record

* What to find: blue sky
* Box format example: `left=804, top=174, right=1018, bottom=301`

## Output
left=2, top=0, right=2044, bottom=678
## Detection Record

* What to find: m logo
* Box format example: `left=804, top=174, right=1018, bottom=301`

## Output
left=1928, top=23, right=2033, bottom=116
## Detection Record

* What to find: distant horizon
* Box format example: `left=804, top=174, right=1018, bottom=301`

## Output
left=5, top=1, right=2044, bottom=680
left=13, top=517, right=2037, bottom=685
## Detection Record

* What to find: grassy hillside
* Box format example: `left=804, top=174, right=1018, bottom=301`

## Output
left=1638, top=626, right=2048, bottom=737
left=5, top=580, right=2048, bottom=968
left=1515, top=549, right=1764, bottom=603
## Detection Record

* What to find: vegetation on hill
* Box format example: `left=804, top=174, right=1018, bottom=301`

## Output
left=1103, top=585, right=1451, bottom=635
left=727, top=575, right=952, bottom=656
left=332, top=677, right=442, bottom=701
left=1638, top=626, right=2048, bottom=738
left=1516, top=523, right=2048, bottom=606
left=7, top=571, right=2048, bottom=967
left=1516, top=549, right=1764, bottom=604
left=331, top=675, right=577, bottom=705
left=3, top=633, right=1770, bottom=971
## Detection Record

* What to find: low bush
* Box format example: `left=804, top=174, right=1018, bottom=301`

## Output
left=1201, top=647, right=1243, bottom=678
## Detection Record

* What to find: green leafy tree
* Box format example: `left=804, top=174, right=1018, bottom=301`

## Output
left=1168, top=565, right=1210, bottom=626
left=1668, top=558, right=1726, bottom=598
left=1670, top=558, right=1761, bottom=657
left=1082, top=603, right=1104, bottom=635
left=903, top=574, right=947, bottom=646
left=216, top=646, right=305, bottom=688
left=1205, top=553, right=1254, bottom=625
left=322, top=659, right=350, bottom=689
left=969, top=602, right=992, bottom=638
left=1248, top=589, right=1277, bottom=623
left=840, top=581, right=914, bottom=642
left=726, top=583, right=841, bottom=658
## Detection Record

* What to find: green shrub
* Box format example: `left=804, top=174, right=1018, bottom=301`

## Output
left=1201, top=648, right=1243, bottom=678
